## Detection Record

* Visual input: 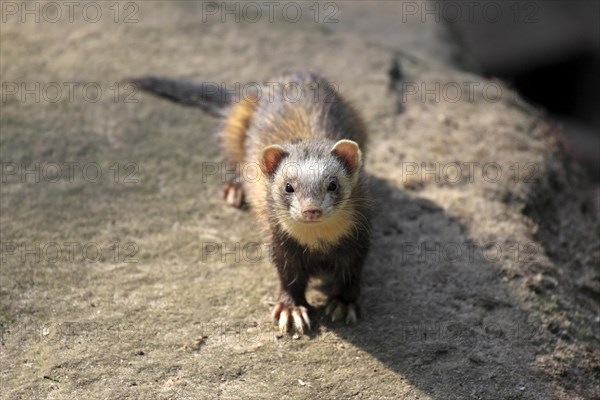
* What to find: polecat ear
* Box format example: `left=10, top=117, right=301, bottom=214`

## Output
left=331, top=140, right=362, bottom=173
left=261, top=145, right=289, bottom=176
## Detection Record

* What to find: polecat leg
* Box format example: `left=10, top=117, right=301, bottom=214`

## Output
left=223, top=181, right=244, bottom=208
left=325, top=298, right=359, bottom=325
left=272, top=298, right=311, bottom=337
left=271, top=257, right=311, bottom=336
left=325, top=264, right=363, bottom=325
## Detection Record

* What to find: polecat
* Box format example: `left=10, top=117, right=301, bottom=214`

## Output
left=133, top=72, right=371, bottom=336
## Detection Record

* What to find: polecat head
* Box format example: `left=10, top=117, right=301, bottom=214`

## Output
left=260, top=139, right=363, bottom=247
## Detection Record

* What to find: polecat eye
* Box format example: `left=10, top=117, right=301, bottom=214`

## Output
left=327, top=181, right=338, bottom=192
left=285, top=183, right=295, bottom=193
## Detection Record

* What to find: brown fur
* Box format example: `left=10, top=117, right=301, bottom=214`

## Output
left=220, top=97, right=258, bottom=166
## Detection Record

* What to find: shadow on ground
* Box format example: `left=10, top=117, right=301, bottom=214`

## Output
left=302, top=176, right=552, bottom=399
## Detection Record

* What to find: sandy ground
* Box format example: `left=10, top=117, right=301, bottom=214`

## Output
left=1, top=2, right=599, bottom=399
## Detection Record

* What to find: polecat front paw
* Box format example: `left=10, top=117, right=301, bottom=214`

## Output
left=223, top=182, right=244, bottom=208
left=272, top=302, right=311, bottom=336
left=325, top=298, right=359, bottom=325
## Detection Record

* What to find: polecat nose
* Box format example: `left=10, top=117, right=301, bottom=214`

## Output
left=302, top=208, right=323, bottom=221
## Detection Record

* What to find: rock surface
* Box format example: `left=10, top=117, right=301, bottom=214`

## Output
left=1, top=2, right=598, bottom=399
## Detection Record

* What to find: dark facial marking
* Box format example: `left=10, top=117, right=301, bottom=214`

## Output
left=327, top=177, right=338, bottom=192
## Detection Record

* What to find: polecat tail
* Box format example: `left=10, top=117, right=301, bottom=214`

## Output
left=130, top=76, right=231, bottom=117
